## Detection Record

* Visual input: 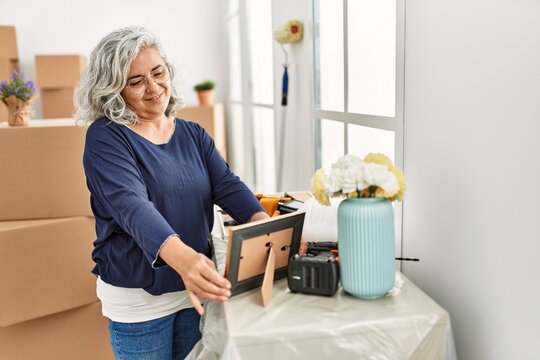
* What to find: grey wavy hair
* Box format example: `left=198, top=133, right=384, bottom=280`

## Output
left=74, top=26, right=183, bottom=124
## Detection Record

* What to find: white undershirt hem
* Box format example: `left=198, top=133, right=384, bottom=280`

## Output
left=96, top=277, right=192, bottom=323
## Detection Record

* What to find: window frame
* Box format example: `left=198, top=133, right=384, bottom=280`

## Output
left=312, top=0, right=405, bottom=256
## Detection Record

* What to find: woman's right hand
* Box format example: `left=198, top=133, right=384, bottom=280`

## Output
left=158, top=236, right=231, bottom=315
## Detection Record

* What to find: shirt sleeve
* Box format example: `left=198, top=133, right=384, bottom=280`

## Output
left=195, top=123, right=264, bottom=223
left=83, top=123, right=176, bottom=268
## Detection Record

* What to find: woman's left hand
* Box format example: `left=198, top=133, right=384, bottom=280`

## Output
left=298, top=238, right=308, bottom=255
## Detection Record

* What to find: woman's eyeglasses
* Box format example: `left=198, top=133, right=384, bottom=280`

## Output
left=125, top=65, right=170, bottom=94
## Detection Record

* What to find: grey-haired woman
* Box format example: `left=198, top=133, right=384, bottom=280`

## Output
left=75, top=26, right=269, bottom=359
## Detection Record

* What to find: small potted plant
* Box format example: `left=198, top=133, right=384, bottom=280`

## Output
left=0, top=71, right=36, bottom=126
left=193, top=80, right=215, bottom=106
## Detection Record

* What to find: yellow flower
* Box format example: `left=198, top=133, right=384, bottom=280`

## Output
left=389, top=167, right=406, bottom=201
left=364, top=153, right=405, bottom=200
left=364, top=153, right=393, bottom=168
left=311, top=168, right=330, bottom=206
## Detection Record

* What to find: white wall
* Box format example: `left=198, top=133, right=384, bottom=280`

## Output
left=402, top=0, right=540, bottom=359
left=0, top=0, right=228, bottom=117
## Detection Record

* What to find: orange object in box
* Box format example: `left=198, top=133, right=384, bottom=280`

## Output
left=0, top=302, right=113, bottom=360
left=0, top=217, right=98, bottom=327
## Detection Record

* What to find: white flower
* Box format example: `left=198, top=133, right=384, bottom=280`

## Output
left=310, top=153, right=405, bottom=205
left=362, top=162, right=399, bottom=196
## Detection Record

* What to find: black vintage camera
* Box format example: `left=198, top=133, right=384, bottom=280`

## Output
left=287, top=242, right=339, bottom=296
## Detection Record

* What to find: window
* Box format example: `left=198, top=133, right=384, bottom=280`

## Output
left=313, top=0, right=405, bottom=252
left=313, top=0, right=404, bottom=167
left=227, top=0, right=276, bottom=193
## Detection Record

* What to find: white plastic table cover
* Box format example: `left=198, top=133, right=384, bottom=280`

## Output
left=187, top=212, right=457, bottom=360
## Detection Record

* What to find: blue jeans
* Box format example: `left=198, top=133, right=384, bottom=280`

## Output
left=108, top=308, right=201, bottom=360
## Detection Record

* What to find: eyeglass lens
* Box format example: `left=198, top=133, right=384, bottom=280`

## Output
left=126, top=66, right=169, bottom=93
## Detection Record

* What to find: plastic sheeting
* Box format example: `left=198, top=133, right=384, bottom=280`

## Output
left=187, top=211, right=457, bottom=360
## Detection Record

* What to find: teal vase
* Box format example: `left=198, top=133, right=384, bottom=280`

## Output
left=338, top=197, right=395, bottom=299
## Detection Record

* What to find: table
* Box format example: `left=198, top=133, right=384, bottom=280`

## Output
left=187, top=212, right=457, bottom=360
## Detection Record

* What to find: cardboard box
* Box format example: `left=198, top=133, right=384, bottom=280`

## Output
left=0, top=58, right=18, bottom=80
left=0, top=123, right=92, bottom=220
left=35, top=55, right=85, bottom=89
left=0, top=26, right=18, bottom=60
left=0, top=217, right=98, bottom=326
left=0, top=103, right=6, bottom=123
left=41, top=87, right=76, bottom=118
left=0, top=302, right=114, bottom=360
left=177, top=103, right=227, bottom=160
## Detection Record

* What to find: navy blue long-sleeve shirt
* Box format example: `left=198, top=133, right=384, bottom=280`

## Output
left=83, top=117, right=263, bottom=295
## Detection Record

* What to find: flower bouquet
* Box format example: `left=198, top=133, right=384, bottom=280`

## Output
left=1, top=71, right=36, bottom=126
left=311, top=153, right=406, bottom=206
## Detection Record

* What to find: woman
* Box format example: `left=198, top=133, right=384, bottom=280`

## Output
left=75, top=26, right=269, bottom=359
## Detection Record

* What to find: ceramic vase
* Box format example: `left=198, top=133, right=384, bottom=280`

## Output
left=338, top=197, right=395, bottom=299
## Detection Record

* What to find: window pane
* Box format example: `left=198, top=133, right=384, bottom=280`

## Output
left=317, top=0, right=344, bottom=111
left=229, top=104, right=245, bottom=177
left=348, top=0, right=396, bottom=117
left=228, top=15, right=242, bottom=102
left=246, top=0, right=274, bottom=105
left=253, top=107, right=276, bottom=193
left=320, top=119, right=344, bottom=168
left=347, top=123, right=395, bottom=164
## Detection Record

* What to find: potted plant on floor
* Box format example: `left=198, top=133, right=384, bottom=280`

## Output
left=193, top=80, right=215, bottom=106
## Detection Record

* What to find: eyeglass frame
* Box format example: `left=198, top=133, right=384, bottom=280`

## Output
left=124, top=65, right=171, bottom=94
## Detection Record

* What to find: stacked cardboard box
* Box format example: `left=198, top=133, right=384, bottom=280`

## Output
left=0, top=302, right=112, bottom=360
left=35, top=55, right=85, bottom=118
left=0, top=26, right=20, bottom=123
left=177, top=103, right=227, bottom=160
left=0, top=122, right=113, bottom=359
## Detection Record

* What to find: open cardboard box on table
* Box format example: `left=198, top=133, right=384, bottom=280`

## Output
left=224, top=193, right=310, bottom=305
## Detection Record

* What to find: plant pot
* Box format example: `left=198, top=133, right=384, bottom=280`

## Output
left=5, top=95, right=33, bottom=127
left=196, top=89, right=214, bottom=106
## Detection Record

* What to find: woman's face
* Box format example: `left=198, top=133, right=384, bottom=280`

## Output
left=121, top=47, right=172, bottom=120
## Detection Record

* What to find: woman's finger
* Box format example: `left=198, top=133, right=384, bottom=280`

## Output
left=188, top=291, right=204, bottom=316
left=188, top=282, right=229, bottom=303
left=200, top=261, right=232, bottom=290
left=195, top=275, right=231, bottom=298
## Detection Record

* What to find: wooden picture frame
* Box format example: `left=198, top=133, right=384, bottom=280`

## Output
left=225, top=211, right=305, bottom=296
